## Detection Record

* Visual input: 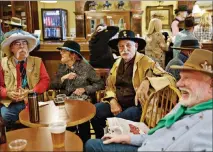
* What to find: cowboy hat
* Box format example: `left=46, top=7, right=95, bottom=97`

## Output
left=4, top=17, right=26, bottom=28
left=174, top=5, right=188, bottom=15
left=108, top=30, right=146, bottom=52
left=170, top=49, right=213, bottom=76
left=57, top=40, right=83, bottom=58
left=172, top=39, right=200, bottom=50
left=1, top=32, right=37, bottom=57
left=184, top=16, right=198, bottom=29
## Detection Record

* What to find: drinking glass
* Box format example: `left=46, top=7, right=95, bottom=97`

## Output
left=49, top=121, right=67, bottom=148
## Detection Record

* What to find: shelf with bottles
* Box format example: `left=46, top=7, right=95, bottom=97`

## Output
left=44, top=27, right=61, bottom=39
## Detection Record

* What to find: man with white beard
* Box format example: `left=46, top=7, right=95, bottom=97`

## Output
left=0, top=32, right=50, bottom=128
left=85, top=49, right=213, bottom=151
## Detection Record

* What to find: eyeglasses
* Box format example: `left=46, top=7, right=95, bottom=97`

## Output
left=117, top=42, right=134, bottom=50
left=12, top=41, right=28, bottom=47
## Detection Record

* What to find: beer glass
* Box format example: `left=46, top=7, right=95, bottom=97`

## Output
left=49, top=121, right=67, bottom=148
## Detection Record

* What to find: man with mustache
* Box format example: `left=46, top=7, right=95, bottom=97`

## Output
left=90, top=30, right=176, bottom=139
left=0, top=32, right=50, bottom=128
left=85, top=49, right=213, bottom=151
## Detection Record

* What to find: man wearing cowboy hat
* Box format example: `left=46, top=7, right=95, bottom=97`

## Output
left=85, top=49, right=213, bottom=152
left=90, top=30, right=176, bottom=139
left=0, top=32, right=50, bottom=127
left=173, top=16, right=198, bottom=58
left=166, top=39, right=200, bottom=80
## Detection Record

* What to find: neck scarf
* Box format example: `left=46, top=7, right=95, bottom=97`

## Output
left=148, top=99, right=213, bottom=135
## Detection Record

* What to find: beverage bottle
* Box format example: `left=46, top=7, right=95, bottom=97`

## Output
left=56, top=28, right=61, bottom=37
left=0, top=115, right=6, bottom=144
left=28, top=92, right=40, bottom=123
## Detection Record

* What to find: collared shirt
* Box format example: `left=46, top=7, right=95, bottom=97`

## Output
left=194, top=25, right=213, bottom=42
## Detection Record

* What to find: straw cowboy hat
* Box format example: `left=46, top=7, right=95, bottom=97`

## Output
left=57, top=40, right=83, bottom=58
left=172, top=39, right=200, bottom=50
left=170, top=49, right=213, bottom=76
left=1, top=32, right=37, bottom=57
left=108, top=30, right=146, bottom=52
left=4, top=17, right=26, bottom=28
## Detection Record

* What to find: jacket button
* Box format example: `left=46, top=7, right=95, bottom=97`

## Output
left=199, top=115, right=203, bottom=119
left=144, top=143, right=146, bottom=146
left=161, top=148, right=164, bottom=151
left=172, top=137, right=175, bottom=140
left=185, top=126, right=189, bottom=130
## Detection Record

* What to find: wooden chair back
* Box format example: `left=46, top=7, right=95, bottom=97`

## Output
left=140, top=86, right=181, bottom=128
left=94, top=68, right=110, bottom=101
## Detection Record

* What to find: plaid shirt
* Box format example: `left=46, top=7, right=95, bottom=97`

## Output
left=194, top=25, right=213, bottom=41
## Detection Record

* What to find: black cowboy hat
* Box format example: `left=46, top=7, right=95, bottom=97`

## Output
left=184, top=16, right=198, bottom=29
left=57, top=40, right=83, bottom=58
left=108, top=30, right=146, bottom=52
left=172, top=39, right=200, bottom=50
left=174, top=5, right=188, bottom=15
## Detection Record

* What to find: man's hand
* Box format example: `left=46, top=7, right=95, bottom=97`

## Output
left=135, top=80, right=150, bottom=106
left=110, top=99, right=122, bottom=116
left=101, top=134, right=131, bottom=145
left=61, top=72, right=77, bottom=82
left=73, top=88, right=86, bottom=96
left=7, top=89, right=20, bottom=101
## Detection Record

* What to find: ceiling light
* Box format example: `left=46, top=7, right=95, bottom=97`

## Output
left=8, top=4, right=11, bottom=7
left=40, top=1, right=57, bottom=3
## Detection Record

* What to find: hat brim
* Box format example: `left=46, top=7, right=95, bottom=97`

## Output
left=170, top=65, right=213, bottom=76
left=1, top=34, right=37, bottom=57
left=185, top=23, right=198, bottom=29
left=171, top=46, right=200, bottom=50
left=108, top=37, right=146, bottom=52
left=4, top=21, right=26, bottom=27
left=57, top=46, right=83, bottom=58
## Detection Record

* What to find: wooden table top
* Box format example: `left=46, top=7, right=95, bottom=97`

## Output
left=0, top=127, right=83, bottom=151
left=19, top=99, right=96, bottom=127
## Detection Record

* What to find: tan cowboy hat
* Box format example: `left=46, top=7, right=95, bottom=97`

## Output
left=4, top=17, right=26, bottom=28
left=1, top=32, right=37, bottom=57
left=170, top=49, right=213, bottom=76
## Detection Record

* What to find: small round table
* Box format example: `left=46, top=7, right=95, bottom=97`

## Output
left=19, top=99, right=96, bottom=127
left=0, top=127, right=83, bottom=151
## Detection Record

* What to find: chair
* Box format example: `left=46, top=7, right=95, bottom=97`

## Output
left=94, top=68, right=110, bottom=102
left=140, top=86, right=181, bottom=128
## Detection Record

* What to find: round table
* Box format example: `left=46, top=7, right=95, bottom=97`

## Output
left=19, top=99, right=96, bottom=127
left=0, top=127, right=83, bottom=151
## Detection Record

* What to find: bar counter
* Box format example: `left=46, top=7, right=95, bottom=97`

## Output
left=201, top=41, right=213, bottom=51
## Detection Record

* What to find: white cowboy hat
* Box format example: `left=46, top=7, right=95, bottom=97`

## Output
left=4, top=17, right=26, bottom=28
left=1, top=32, right=37, bottom=57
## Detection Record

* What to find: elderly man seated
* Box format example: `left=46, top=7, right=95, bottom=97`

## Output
left=89, top=30, right=176, bottom=139
left=0, top=32, right=50, bottom=128
left=85, top=49, right=213, bottom=151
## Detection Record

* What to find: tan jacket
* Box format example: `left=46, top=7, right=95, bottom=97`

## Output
left=1, top=56, right=42, bottom=106
left=103, top=52, right=176, bottom=104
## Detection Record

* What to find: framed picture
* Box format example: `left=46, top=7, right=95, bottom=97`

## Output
left=146, top=5, right=174, bottom=29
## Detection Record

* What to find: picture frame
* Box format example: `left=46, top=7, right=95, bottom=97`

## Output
left=146, top=5, right=174, bottom=29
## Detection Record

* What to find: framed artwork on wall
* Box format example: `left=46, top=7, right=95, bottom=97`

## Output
left=146, top=5, right=174, bottom=29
